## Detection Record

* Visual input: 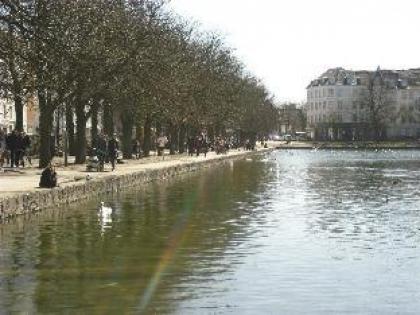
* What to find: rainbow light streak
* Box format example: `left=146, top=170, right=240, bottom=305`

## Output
left=137, top=187, right=201, bottom=313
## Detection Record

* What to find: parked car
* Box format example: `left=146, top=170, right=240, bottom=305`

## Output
left=283, top=134, right=292, bottom=142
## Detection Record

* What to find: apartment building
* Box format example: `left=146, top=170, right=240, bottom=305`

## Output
left=306, top=67, right=420, bottom=140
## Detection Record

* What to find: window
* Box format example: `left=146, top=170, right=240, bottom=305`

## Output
left=337, top=100, right=343, bottom=109
left=352, top=113, right=358, bottom=122
left=323, top=101, right=327, bottom=109
left=328, top=89, right=334, bottom=97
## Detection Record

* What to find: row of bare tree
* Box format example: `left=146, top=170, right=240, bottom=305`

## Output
left=0, top=0, right=279, bottom=167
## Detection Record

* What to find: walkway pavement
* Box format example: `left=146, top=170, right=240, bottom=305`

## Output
left=0, top=144, right=275, bottom=199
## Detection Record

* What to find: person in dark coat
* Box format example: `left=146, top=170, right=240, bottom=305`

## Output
left=39, top=163, right=57, bottom=188
left=22, top=132, right=32, bottom=166
left=195, top=133, right=208, bottom=157
left=195, top=135, right=203, bottom=157
left=187, top=136, right=195, bottom=156
left=6, top=130, right=18, bottom=167
left=107, top=134, right=119, bottom=171
left=0, top=130, right=6, bottom=167
left=96, top=133, right=107, bottom=166
left=132, top=139, right=140, bottom=159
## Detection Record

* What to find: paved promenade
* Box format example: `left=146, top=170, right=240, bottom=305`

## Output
left=0, top=144, right=275, bottom=200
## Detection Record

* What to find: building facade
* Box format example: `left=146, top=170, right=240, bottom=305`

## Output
left=0, top=95, right=41, bottom=135
left=0, top=97, right=30, bottom=133
left=278, top=103, right=306, bottom=136
left=306, top=67, right=420, bottom=140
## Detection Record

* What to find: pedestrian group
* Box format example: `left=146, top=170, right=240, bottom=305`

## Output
left=0, top=129, right=31, bottom=168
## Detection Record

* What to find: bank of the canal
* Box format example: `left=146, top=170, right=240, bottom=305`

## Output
left=0, top=146, right=274, bottom=220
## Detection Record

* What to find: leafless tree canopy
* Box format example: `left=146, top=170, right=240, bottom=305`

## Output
left=0, top=0, right=279, bottom=167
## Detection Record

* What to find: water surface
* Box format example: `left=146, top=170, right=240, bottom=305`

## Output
left=1, top=150, right=420, bottom=314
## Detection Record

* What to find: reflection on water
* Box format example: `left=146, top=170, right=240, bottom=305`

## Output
left=1, top=150, right=420, bottom=314
left=98, top=202, right=114, bottom=234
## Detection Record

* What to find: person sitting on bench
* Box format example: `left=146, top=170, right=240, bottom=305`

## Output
left=39, top=163, right=57, bottom=188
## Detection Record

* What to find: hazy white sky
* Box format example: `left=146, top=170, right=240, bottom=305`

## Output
left=169, top=0, right=420, bottom=103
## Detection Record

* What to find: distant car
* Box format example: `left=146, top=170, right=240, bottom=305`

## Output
left=295, top=132, right=307, bottom=141
left=284, top=134, right=292, bottom=141
left=271, top=135, right=282, bottom=141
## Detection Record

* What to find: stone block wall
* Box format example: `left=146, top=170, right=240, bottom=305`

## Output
left=0, top=151, right=266, bottom=220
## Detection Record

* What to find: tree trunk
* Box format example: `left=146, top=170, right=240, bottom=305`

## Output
left=38, top=89, right=53, bottom=168
left=178, top=123, right=186, bottom=154
left=75, top=103, right=87, bottom=164
left=14, top=95, right=24, bottom=132
left=142, top=115, right=152, bottom=157
left=208, top=126, right=215, bottom=143
left=156, top=120, right=162, bottom=136
left=121, top=111, right=134, bottom=159
left=103, top=104, right=114, bottom=137
left=91, top=102, right=99, bottom=146
left=9, top=46, right=24, bottom=132
left=169, top=122, right=178, bottom=155
left=136, top=120, right=143, bottom=141
left=65, top=104, right=76, bottom=156
left=55, top=109, right=60, bottom=149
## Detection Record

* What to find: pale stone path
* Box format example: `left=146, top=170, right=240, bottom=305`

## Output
left=0, top=143, right=276, bottom=199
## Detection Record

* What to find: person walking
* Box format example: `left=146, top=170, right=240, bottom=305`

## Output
left=7, top=130, right=18, bottom=168
left=22, top=132, right=32, bottom=166
left=187, top=136, right=195, bottom=156
left=0, top=131, right=6, bottom=168
left=195, top=132, right=208, bottom=157
left=132, top=139, right=141, bottom=159
left=195, top=134, right=202, bottom=157
left=107, top=133, right=119, bottom=171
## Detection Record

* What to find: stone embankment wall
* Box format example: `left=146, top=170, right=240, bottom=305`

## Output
left=0, top=150, right=267, bottom=220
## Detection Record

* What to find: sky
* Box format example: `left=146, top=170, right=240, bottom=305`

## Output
left=169, top=0, right=420, bottom=103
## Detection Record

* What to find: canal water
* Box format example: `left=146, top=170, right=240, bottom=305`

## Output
left=1, top=150, right=420, bottom=314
